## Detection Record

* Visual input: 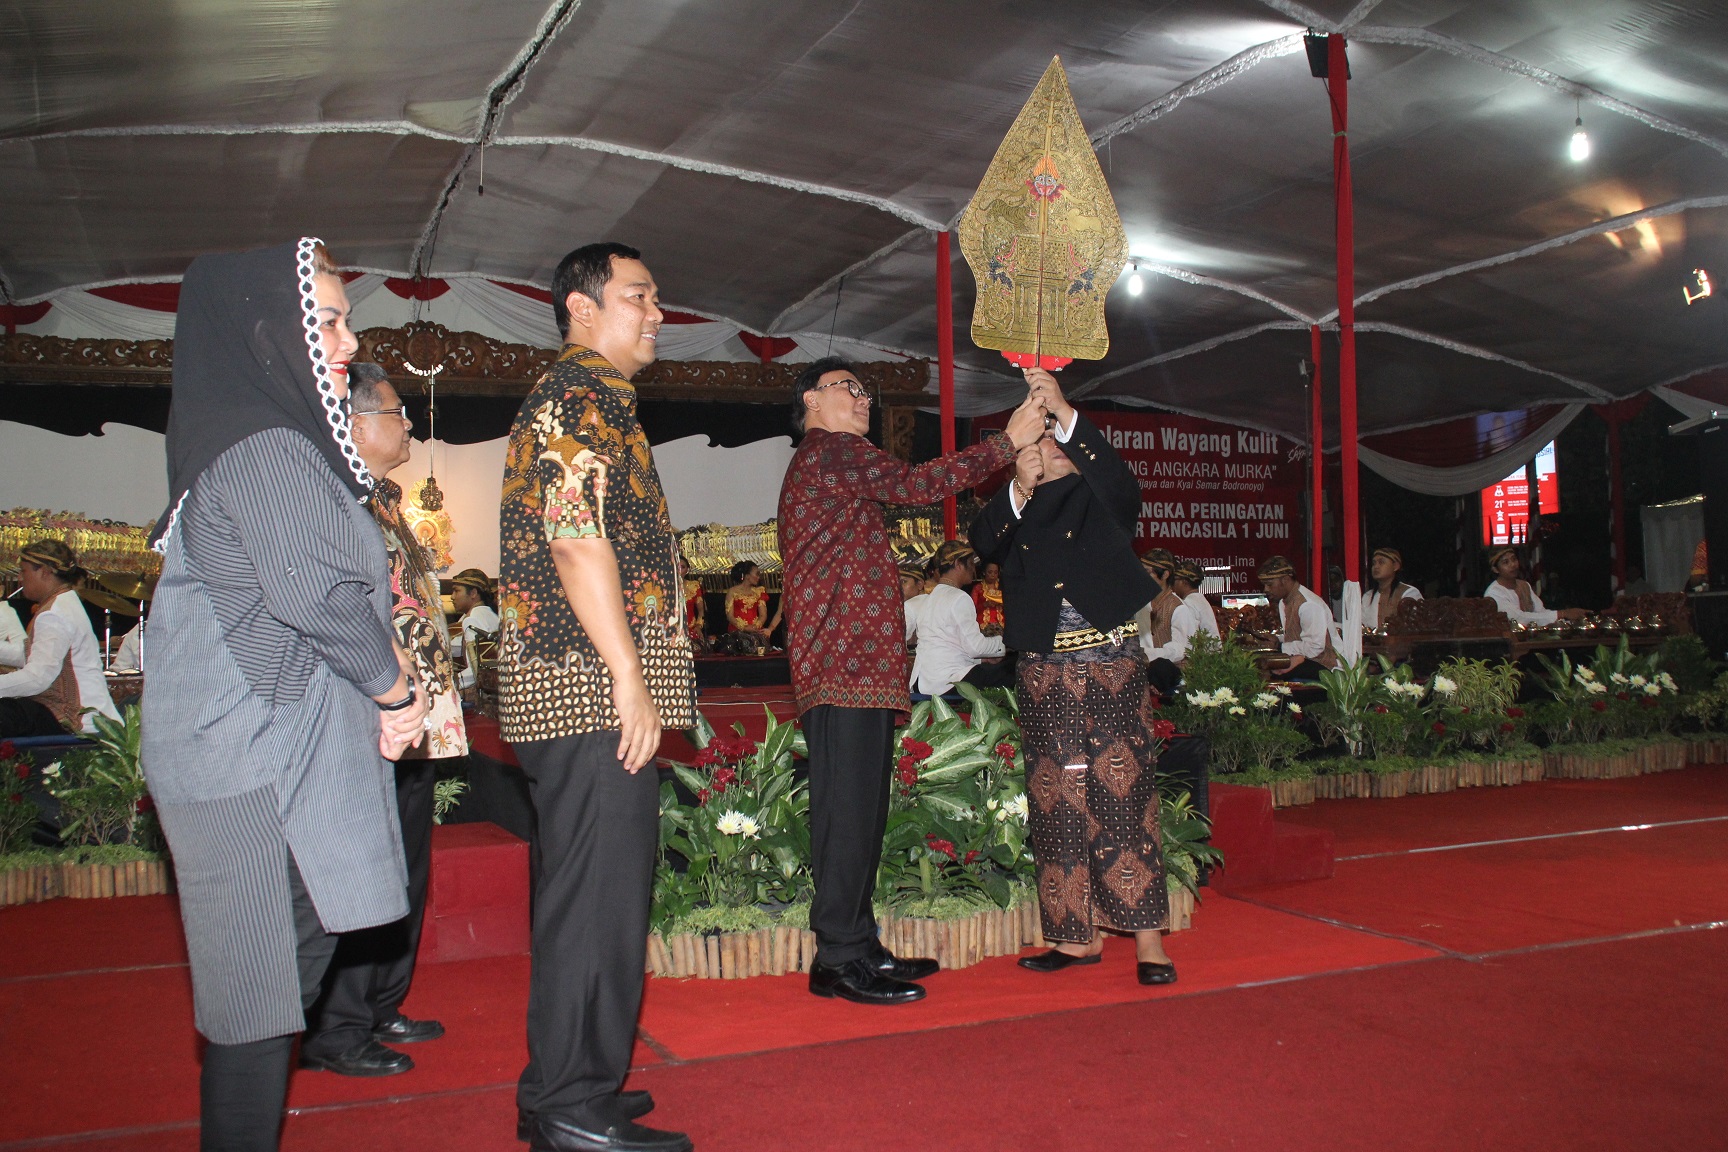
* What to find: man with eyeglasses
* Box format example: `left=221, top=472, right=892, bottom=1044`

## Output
left=301, top=362, right=468, bottom=1077
left=779, top=356, right=1046, bottom=1005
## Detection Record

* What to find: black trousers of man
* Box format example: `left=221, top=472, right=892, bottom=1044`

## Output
left=513, top=730, right=658, bottom=1125
left=803, top=705, right=896, bottom=967
left=300, top=759, right=437, bottom=1060
left=201, top=855, right=335, bottom=1152
left=960, top=658, right=1015, bottom=691
left=1146, top=657, right=1182, bottom=700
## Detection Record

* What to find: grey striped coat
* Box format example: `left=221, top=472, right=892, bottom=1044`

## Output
left=143, top=428, right=408, bottom=1044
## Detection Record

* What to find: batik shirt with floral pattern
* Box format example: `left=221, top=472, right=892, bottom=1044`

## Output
left=497, top=344, right=696, bottom=742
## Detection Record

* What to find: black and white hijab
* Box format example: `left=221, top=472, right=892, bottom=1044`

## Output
left=153, top=237, right=373, bottom=548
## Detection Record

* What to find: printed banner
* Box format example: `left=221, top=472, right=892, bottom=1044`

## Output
left=974, top=408, right=1310, bottom=590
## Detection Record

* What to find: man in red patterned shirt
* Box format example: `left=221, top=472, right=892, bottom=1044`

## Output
left=779, top=357, right=1046, bottom=1004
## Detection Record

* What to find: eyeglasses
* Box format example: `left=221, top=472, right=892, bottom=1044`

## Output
left=352, top=405, right=410, bottom=420
left=812, top=378, right=872, bottom=404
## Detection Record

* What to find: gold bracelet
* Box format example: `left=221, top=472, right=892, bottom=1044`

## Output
left=1012, top=479, right=1034, bottom=504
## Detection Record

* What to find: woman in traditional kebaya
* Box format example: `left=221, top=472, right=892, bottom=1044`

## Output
left=971, top=560, right=1006, bottom=636
left=723, top=560, right=780, bottom=639
left=683, top=574, right=707, bottom=650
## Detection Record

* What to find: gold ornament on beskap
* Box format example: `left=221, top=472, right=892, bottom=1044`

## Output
left=958, top=56, right=1128, bottom=370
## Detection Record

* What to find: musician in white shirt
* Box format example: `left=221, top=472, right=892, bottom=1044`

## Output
left=1358, top=547, right=1422, bottom=631
left=1142, top=557, right=1220, bottom=696
left=1257, top=555, right=1337, bottom=681
left=448, top=569, right=500, bottom=693
left=1483, top=547, right=1586, bottom=627
left=910, top=541, right=1008, bottom=696
left=0, top=540, right=120, bottom=736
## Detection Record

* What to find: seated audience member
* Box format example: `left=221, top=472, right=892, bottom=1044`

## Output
left=1359, top=546, right=1422, bottom=631
left=1484, top=547, right=1586, bottom=626
left=1257, top=555, right=1337, bottom=681
left=910, top=540, right=1010, bottom=696
left=900, top=562, right=929, bottom=644
left=682, top=569, right=707, bottom=650
left=1144, top=557, right=1221, bottom=697
left=110, top=621, right=143, bottom=673
left=0, top=539, right=121, bottom=737
left=1617, top=563, right=1655, bottom=599
left=972, top=560, right=1006, bottom=636
left=449, top=569, right=499, bottom=697
left=724, top=560, right=781, bottom=640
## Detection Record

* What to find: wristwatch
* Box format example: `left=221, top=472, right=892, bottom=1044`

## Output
left=379, top=680, right=418, bottom=712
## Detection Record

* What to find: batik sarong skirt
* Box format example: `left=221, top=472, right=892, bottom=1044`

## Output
left=1017, top=611, right=1168, bottom=943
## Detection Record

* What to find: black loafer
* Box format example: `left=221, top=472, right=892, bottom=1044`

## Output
left=809, top=958, right=926, bottom=1005
left=299, top=1038, right=414, bottom=1077
left=867, top=945, right=939, bottom=982
left=520, top=1094, right=654, bottom=1142
left=1137, top=961, right=1178, bottom=986
left=372, top=1014, right=445, bottom=1044
left=1018, top=949, right=1102, bottom=973
left=530, top=1109, right=691, bottom=1152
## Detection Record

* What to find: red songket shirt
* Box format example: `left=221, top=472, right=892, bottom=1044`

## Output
left=778, top=429, right=1015, bottom=715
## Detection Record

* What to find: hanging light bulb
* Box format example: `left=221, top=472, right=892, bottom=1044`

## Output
left=1569, top=98, right=1590, bottom=162
left=1127, top=262, right=1144, bottom=296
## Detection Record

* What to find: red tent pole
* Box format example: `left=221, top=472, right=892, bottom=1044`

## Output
left=1309, top=324, right=1324, bottom=589
left=937, top=230, right=958, bottom=538
left=1328, top=34, right=1361, bottom=587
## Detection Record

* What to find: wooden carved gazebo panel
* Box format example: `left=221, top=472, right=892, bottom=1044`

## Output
left=5, top=323, right=932, bottom=454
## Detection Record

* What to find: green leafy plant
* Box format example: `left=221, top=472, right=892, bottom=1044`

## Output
left=0, top=742, right=40, bottom=854
left=1157, top=786, right=1221, bottom=898
left=41, top=706, right=158, bottom=850
left=432, top=777, right=468, bottom=824
left=1310, top=659, right=1386, bottom=759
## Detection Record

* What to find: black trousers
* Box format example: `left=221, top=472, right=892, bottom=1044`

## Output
left=514, top=730, right=658, bottom=1123
left=300, top=758, right=438, bottom=1059
left=0, top=697, right=65, bottom=738
left=199, top=856, right=336, bottom=1152
left=803, top=705, right=896, bottom=967
left=1146, top=657, right=1182, bottom=700
left=961, top=659, right=1015, bottom=691
left=1281, top=658, right=1326, bottom=682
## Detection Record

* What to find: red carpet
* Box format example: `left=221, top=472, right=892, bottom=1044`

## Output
left=4, top=765, right=1725, bottom=1150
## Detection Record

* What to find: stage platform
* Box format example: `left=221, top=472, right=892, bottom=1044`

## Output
left=3, top=766, right=1725, bottom=1150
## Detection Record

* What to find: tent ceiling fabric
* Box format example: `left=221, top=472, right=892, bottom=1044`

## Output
left=4, top=0, right=1727, bottom=441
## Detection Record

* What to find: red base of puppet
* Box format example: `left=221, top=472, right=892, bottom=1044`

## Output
left=1002, top=351, right=1072, bottom=370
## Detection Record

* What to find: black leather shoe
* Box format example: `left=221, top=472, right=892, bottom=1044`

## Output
left=867, top=945, right=939, bottom=982
left=530, top=1109, right=691, bottom=1152
left=1018, top=948, right=1103, bottom=973
left=299, top=1038, right=414, bottom=1077
left=372, top=1014, right=445, bottom=1044
left=519, top=1095, right=654, bottom=1142
left=809, top=958, right=926, bottom=1005
left=1137, top=961, right=1178, bottom=986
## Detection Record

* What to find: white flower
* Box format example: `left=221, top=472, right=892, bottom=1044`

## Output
left=1576, top=667, right=1596, bottom=681
left=1273, top=685, right=1293, bottom=696
left=1432, top=675, right=1457, bottom=696
left=1643, top=683, right=1662, bottom=697
left=1658, top=672, right=1678, bottom=692
left=1003, top=794, right=1030, bottom=822
left=1584, top=681, right=1608, bottom=695
left=1186, top=691, right=1219, bottom=709
left=1287, top=702, right=1303, bottom=715
left=1609, top=672, right=1630, bottom=686
left=1629, top=675, right=1648, bottom=688
left=986, top=797, right=999, bottom=811
left=1228, top=705, right=1247, bottom=716
left=715, top=810, right=751, bottom=836
left=1253, top=692, right=1279, bottom=710
left=1209, top=687, right=1239, bottom=706
left=42, top=761, right=61, bottom=779
left=995, top=809, right=1009, bottom=823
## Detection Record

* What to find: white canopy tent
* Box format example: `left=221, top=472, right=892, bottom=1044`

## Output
left=4, top=0, right=1727, bottom=444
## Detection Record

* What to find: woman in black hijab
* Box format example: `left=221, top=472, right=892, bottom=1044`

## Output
left=141, top=238, right=429, bottom=1151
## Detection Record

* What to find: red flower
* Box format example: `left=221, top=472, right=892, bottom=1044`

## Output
left=1615, top=692, right=1630, bottom=702
left=963, top=850, right=980, bottom=865
left=924, top=834, right=957, bottom=860
left=1431, top=722, right=1447, bottom=735
left=14, top=762, right=27, bottom=781
left=8, top=793, right=21, bottom=806
left=1149, top=695, right=1164, bottom=710
left=135, top=795, right=154, bottom=814
left=900, top=737, right=934, bottom=760
left=1499, top=722, right=1516, bottom=733
left=0, top=741, right=16, bottom=759
left=995, top=741, right=1016, bottom=762
left=691, top=746, right=722, bottom=768
left=1505, top=707, right=1525, bottom=719
left=1372, top=704, right=1389, bottom=714
left=1590, top=700, right=1609, bottom=713
left=697, top=788, right=712, bottom=805
left=712, top=766, right=737, bottom=790
left=1151, top=719, right=1176, bottom=740
left=1459, top=706, right=1471, bottom=714
left=1638, top=697, right=1657, bottom=710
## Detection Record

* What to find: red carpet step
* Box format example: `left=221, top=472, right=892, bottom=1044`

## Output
left=416, top=823, right=529, bottom=965
left=1208, top=781, right=1335, bottom=889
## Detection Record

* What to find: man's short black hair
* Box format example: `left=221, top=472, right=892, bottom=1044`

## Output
left=551, top=242, right=642, bottom=337
left=790, top=355, right=859, bottom=434
left=347, top=362, right=392, bottom=412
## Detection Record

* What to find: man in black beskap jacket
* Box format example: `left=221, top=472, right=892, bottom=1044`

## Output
left=968, top=369, right=1179, bottom=986
left=969, top=374, right=1154, bottom=651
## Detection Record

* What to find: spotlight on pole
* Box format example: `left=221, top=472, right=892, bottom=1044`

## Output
left=1127, top=261, right=1143, bottom=296
left=1685, top=268, right=1713, bottom=306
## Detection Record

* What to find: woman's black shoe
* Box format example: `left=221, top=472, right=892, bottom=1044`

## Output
left=1137, top=961, right=1178, bottom=986
left=1018, top=949, right=1103, bottom=973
